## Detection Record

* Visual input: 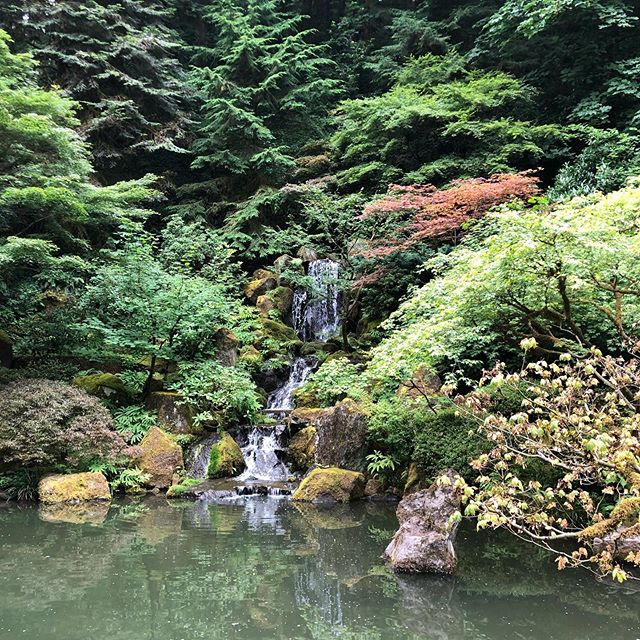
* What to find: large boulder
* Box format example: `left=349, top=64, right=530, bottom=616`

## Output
left=137, top=426, right=184, bottom=489
left=287, top=426, right=316, bottom=473
left=383, top=470, right=463, bottom=574
left=208, top=432, right=245, bottom=479
left=292, top=467, right=365, bottom=503
left=146, top=392, right=195, bottom=435
left=73, top=373, right=128, bottom=404
left=214, top=328, right=239, bottom=366
left=314, top=399, right=369, bottom=472
left=244, top=269, right=277, bottom=304
left=38, top=472, right=111, bottom=504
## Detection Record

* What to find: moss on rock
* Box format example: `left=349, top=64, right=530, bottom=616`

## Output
left=244, top=270, right=277, bottom=304
left=73, top=373, right=128, bottom=403
left=38, top=472, right=111, bottom=504
left=137, top=426, right=184, bottom=489
left=166, top=477, right=201, bottom=498
left=146, top=391, right=196, bottom=435
left=208, top=432, right=246, bottom=479
left=292, top=467, right=365, bottom=503
left=287, top=426, right=316, bottom=472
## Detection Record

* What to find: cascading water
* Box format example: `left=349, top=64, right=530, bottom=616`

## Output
left=185, top=431, right=219, bottom=480
left=267, top=357, right=315, bottom=411
left=236, top=356, right=315, bottom=482
left=189, top=259, right=342, bottom=488
left=236, top=424, right=291, bottom=482
left=292, top=259, right=341, bottom=341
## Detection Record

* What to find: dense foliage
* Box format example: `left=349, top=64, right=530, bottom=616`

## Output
left=0, top=379, right=128, bottom=468
left=3, top=0, right=640, bottom=581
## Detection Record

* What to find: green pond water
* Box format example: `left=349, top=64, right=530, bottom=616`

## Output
left=0, top=496, right=639, bottom=640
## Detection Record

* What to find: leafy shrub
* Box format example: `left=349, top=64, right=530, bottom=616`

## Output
left=298, top=358, right=367, bottom=408
left=168, top=361, right=261, bottom=426
left=88, top=462, right=149, bottom=492
left=113, top=405, right=157, bottom=444
left=0, top=379, right=129, bottom=469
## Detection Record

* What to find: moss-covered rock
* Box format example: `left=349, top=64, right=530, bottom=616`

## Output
left=256, top=294, right=275, bottom=316
left=268, top=286, right=294, bottom=317
left=403, top=462, right=427, bottom=495
left=297, top=247, right=318, bottom=262
left=146, top=391, right=197, bottom=435
left=240, top=345, right=263, bottom=367
left=244, top=270, right=277, bottom=304
left=314, top=399, right=369, bottom=472
left=300, top=341, right=325, bottom=356
left=137, top=426, right=184, bottom=489
left=287, top=426, right=316, bottom=472
left=292, top=467, right=365, bottom=503
left=73, top=373, right=128, bottom=404
left=166, top=477, right=202, bottom=498
left=38, top=472, right=111, bottom=504
left=288, top=407, right=323, bottom=428
left=208, top=432, right=246, bottom=478
left=254, top=318, right=302, bottom=354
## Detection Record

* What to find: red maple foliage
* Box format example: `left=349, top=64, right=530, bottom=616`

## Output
left=359, top=172, right=541, bottom=257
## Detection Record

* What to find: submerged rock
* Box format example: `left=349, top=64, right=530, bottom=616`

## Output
left=208, top=432, right=246, bottom=479
left=39, top=500, right=110, bottom=525
left=137, top=426, right=184, bottom=489
left=383, top=469, right=463, bottom=574
left=292, top=467, right=365, bottom=503
left=287, top=426, right=316, bottom=472
left=38, top=472, right=111, bottom=504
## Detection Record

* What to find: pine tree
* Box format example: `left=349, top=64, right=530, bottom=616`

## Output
left=178, top=0, right=342, bottom=258
left=0, top=0, right=193, bottom=183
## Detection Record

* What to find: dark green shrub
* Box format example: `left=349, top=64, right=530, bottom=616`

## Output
left=413, top=407, right=488, bottom=482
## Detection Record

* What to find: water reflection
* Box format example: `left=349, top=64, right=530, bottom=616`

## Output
left=0, top=497, right=639, bottom=639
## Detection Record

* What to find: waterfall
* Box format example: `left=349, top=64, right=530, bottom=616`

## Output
left=185, top=431, right=219, bottom=480
left=236, top=424, right=291, bottom=482
left=267, top=357, right=315, bottom=410
left=236, top=356, right=314, bottom=482
left=293, top=259, right=341, bottom=341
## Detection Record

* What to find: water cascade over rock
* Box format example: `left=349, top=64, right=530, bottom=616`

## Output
left=186, top=257, right=342, bottom=491
left=292, top=259, right=341, bottom=341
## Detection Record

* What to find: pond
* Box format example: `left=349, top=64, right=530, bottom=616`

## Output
left=0, top=496, right=639, bottom=640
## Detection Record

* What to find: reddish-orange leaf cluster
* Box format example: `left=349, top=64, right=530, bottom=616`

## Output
left=360, top=172, right=540, bottom=257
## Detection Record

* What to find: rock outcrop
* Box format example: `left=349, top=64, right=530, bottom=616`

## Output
left=146, top=391, right=195, bottom=435
left=214, top=328, right=239, bottom=366
left=383, top=470, right=463, bottom=574
left=38, top=472, right=111, bottom=504
left=314, top=399, right=368, bottom=472
left=287, top=426, right=316, bottom=472
left=137, top=426, right=183, bottom=489
left=208, top=431, right=245, bottom=479
left=292, top=467, right=365, bottom=503
left=244, top=269, right=277, bottom=304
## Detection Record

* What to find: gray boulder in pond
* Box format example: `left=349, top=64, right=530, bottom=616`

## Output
left=383, top=469, right=463, bottom=574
